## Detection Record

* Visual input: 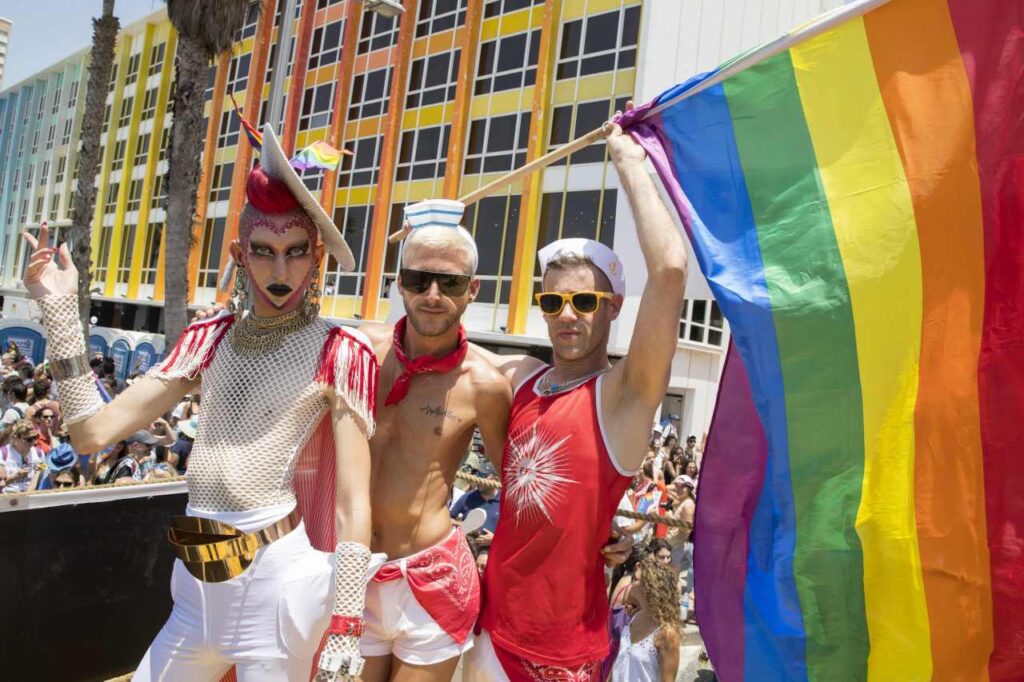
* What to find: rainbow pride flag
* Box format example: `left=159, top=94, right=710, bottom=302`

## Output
left=289, top=140, right=349, bottom=172
left=618, top=0, right=1023, bottom=679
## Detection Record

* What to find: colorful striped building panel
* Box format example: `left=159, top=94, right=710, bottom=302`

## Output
left=620, top=0, right=1023, bottom=679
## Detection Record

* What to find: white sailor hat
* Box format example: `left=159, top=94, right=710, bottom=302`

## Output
left=537, top=238, right=625, bottom=296
left=403, top=199, right=466, bottom=229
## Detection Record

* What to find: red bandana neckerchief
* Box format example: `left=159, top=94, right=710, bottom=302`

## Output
left=384, top=316, right=468, bottom=407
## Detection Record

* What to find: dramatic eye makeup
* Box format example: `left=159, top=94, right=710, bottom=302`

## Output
left=248, top=239, right=311, bottom=258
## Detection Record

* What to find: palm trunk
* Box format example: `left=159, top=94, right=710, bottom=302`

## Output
left=162, top=32, right=208, bottom=346
left=69, top=0, right=118, bottom=337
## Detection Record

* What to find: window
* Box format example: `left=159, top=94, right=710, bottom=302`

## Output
left=37, top=91, right=46, bottom=116
left=348, top=68, right=392, bottom=120
left=141, top=221, right=163, bottom=285
left=46, top=124, right=55, bottom=150
left=475, top=29, right=540, bottom=95
left=103, top=182, right=120, bottom=215
left=357, top=11, right=399, bottom=54
left=239, top=3, right=260, bottom=40
left=126, top=179, right=144, bottom=212
left=118, top=97, right=134, bottom=128
left=405, top=50, right=460, bottom=109
left=159, top=127, right=170, bottom=161
left=227, top=52, right=252, bottom=93
left=116, top=223, right=137, bottom=283
left=141, top=87, right=159, bottom=120
left=680, top=299, right=725, bottom=347
left=395, top=124, right=451, bottom=181
left=39, top=161, right=50, bottom=186
left=556, top=5, right=640, bottom=80
left=464, top=112, right=529, bottom=174
left=50, top=196, right=61, bottom=220
left=462, top=195, right=522, bottom=304
left=483, top=0, right=543, bottom=18
left=30, top=129, right=39, bottom=156
left=62, top=118, right=74, bottom=145
left=51, top=82, right=63, bottom=114
left=67, top=81, right=79, bottom=109
left=124, top=53, right=142, bottom=87
left=318, top=0, right=344, bottom=8
left=111, top=140, right=128, bottom=171
left=205, top=64, right=217, bottom=97
left=148, top=43, right=166, bottom=76
left=299, top=83, right=334, bottom=132
left=150, top=174, right=165, bottom=210
left=197, top=217, right=227, bottom=288
left=134, top=133, right=151, bottom=167
left=208, top=162, right=235, bottom=203
left=536, top=189, right=617, bottom=251
left=11, top=169, right=20, bottom=189
left=416, top=0, right=468, bottom=38
left=95, top=224, right=114, bottom=283
left=308, top=21, right=342, bottom=71
left=549, top=97, right=629, bottom=165
left=336, top=135, right=383, bottom=188
left=324, top=204, right=373, bottom=297
left=102, top=103, right=112, bottom=134
left=34, top=196, right=44, bottom=222
left=218, top=109, right=241, bottom=148
left=54, top=157, right=66, bottom=185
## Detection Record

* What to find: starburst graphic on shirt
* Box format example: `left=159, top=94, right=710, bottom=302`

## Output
left=504, top=424, right=577, bottom=526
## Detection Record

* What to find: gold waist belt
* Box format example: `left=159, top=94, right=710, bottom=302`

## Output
left=167, top=508, right=302, bottom=583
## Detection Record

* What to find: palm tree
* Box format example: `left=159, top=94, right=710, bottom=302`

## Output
left=163, top=0, right=252, bottom=345
left=69, top=0, right=119, bottom=334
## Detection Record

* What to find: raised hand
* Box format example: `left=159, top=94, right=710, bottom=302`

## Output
left=606, top=100, right=647, bottom=167
left=22, top=222, right=77, bottom=300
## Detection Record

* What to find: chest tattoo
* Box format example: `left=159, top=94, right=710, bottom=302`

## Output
left=419, top=404, right=463, bottom=423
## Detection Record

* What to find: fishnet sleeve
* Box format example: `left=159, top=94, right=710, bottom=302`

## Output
left=36, top=294, right=103, bottom=425
left=149, top=312, right=235, bottom=381
left=315, top=541, right=372, bottom=680
left=316, top=326, right=378, bottom=437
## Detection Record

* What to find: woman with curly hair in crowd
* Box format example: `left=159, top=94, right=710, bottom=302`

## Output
left=611, top=555, right=682, bottom=681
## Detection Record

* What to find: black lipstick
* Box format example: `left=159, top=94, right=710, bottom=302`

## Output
left=266, top=284, right=293, bottom=297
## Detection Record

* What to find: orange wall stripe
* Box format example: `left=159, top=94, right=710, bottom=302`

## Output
left=186, top=51, right=230, bottom=302
left=215, top=0, right=277, bottom=304
left=507, top=0, right=562, bottom=334
left=441, top=0, right=483, bottom=200
left=360, top=0, right=420, bottom=321
left=282, top=0, right=318, bottom=155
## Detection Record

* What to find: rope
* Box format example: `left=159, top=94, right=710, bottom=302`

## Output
left=4, top=473, right=186, bottom=501
left=454, top=470, right=691, bottom=528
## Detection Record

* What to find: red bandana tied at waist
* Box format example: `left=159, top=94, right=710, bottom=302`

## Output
left=384, top=316, right=467, bottom=407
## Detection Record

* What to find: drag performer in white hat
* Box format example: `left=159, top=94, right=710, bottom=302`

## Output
left=23, top=123, right=380, bottom=681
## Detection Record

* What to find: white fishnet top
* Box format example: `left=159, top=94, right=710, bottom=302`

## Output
left=153, top=314, right=373, bottom=513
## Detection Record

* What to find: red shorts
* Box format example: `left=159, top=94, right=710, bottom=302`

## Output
left=464, top=629, right=602, bottom=682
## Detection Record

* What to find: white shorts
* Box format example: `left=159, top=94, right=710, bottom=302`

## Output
left=360, top=566, right=474, bottom=665
left=133, top=520, right=333, bottom=682
left=461, top=630, right=509, bottom=682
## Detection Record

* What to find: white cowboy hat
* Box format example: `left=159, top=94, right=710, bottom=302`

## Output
left=259, top=125, right=356, bottom=271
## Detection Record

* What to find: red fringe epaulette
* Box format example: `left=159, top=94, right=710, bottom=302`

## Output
left=317, top=326, right=379, bottom=437
left=153, top=313, right=236, bottom=381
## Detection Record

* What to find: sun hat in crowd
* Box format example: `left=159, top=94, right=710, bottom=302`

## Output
left=673, top=475, right=696, bottom=490
left=46, top=444, right=77, bottom=473
left=178, top=417, right=199, bottom=440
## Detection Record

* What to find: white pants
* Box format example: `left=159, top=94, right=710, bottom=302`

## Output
left=133, top=520, right=333, bottom=682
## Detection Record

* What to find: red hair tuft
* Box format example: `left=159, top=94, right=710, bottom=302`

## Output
left=246, top=164, right=301, bottom=214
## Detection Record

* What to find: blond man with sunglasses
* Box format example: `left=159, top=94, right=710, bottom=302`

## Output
left=2, top=419, right=45, bottom=493
left=465, top=104, right=688, bottom=681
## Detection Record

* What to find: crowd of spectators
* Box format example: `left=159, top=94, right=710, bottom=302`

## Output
left=0, top=344, right=199, bottom=494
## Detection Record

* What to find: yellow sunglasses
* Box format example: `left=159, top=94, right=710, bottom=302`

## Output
left=534, top=291, right=614, bottom=316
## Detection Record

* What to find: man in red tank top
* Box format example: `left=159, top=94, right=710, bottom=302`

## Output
left=466, top=103, right=689, bottom=681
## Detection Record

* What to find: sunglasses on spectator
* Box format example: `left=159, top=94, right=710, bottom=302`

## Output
left=534, top=291, right=614, bottom=316
left=399, top=268, right=472, bottom=297
left=54, top=479, right=75, bottom=488
left=19, top=434, right=38, bottom=443
left=37, top=414, right=54, bottom=420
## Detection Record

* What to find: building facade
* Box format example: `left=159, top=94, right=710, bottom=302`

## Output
left=0, top=17, right=11, bottom=88
left=0, top=0, right=844, bottom=440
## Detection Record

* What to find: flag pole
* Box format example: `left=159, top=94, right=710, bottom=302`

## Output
left=387, top=123, right=613, bottom=244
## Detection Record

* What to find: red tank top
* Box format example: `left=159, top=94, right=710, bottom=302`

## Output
left=479, top=367, right=635, bottom=666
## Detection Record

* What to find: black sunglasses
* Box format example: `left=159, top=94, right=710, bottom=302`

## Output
left=399, top=268, right=472, bottom=297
